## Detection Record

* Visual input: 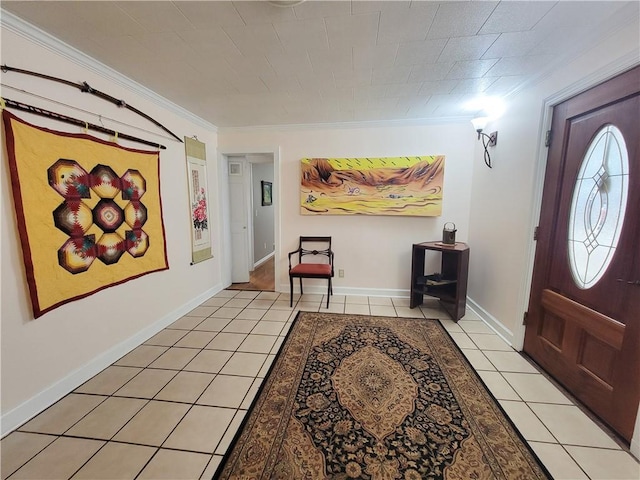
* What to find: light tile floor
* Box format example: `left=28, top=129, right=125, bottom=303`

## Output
left=2, top=290, right=639, bottom=480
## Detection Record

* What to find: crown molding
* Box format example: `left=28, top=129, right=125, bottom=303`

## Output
left=1, top=9, right=217, bottom=132
left=544, top=53, right=639, bottom=108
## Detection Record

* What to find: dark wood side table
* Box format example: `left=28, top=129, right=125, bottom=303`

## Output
left=410, top=241, right=470, bottom=321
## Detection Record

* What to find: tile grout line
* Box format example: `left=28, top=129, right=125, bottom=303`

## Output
left=6, top=289, right=637, bottom=479
left=3, top=432, right=60, bottom=479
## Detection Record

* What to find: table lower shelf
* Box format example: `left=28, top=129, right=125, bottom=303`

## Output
left=412, top=284, right=457, bottom=303
left=410, top=287, right=466, bottom=321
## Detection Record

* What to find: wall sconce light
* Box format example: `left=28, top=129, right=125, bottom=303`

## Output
left=471, top=117, right=498, bottom=168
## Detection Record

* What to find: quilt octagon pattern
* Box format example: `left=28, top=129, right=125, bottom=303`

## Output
left=50, top=160, right=150, bottom=273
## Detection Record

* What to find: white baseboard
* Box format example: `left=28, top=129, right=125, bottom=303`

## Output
left=466, top=297, right=515, bottom=348
left=279, top=284, right=514, bottom=345
left=253, top=251, right=274, bottom=269
left=1, top=284, right=223, bottom=438
left=277, top=283, right=410, bottom=299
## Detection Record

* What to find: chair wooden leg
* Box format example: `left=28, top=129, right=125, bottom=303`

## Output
left=289, top=276, right=294, bottom=307
left=326, top=278, right=331, bottom=308
left=299, top=278, right=303, bottom=295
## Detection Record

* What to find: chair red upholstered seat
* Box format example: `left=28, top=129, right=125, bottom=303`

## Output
left=288, top=236, right=334, bottom=308
left=289, top=263, right=332, bottom=276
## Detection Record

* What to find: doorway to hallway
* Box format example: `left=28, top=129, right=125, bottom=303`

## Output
left=228, top=256, right=275, bottom=291
left=221, top=150, right=278, bottom=293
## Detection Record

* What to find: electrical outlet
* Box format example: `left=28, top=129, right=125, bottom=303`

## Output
left=338, top=269, right=344, bottom=278
left=264, top=243, right=267, bottom=249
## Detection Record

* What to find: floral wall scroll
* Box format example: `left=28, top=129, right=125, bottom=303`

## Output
left=185, top=137, right=212, bottom=264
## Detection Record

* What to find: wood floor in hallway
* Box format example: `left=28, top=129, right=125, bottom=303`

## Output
left=227, top=256, right=274, bottom=291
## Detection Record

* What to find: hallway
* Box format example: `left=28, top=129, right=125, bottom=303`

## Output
left=2, top=290, right=638, bottom=479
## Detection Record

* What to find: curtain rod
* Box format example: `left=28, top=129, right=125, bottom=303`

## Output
left=2, top=97, right=166, bottom=150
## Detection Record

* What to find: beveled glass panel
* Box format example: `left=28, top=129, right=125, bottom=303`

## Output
left=568, top=125, right=628, bottom=289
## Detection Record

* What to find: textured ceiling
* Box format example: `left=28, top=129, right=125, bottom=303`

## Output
left=2, top=1, right=637, bottom=128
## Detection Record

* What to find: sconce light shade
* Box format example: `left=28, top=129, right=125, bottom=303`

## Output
left=471, top=116, right=489, bottom=133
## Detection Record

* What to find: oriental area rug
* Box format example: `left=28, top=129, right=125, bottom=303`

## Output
left=214, top=312, right=551, bottom=480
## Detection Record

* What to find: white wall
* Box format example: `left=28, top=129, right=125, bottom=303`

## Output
left=0, top=26, right=220, bottom=434
left=218, top=122, right=475, bottom=297
left=466, top=21, right=639, bottom=345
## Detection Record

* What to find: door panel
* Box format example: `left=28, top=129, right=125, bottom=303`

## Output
left=229, top=161, right=250, bottom=283
left=524, top=66, right=639, bottom=442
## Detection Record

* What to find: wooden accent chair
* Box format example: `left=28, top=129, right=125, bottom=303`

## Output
left=288, top=236, right=334, bottom=308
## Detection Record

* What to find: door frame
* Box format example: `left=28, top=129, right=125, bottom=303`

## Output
left=513, top=55, right=640, bottom=455
left=218, top=146, right=281, bottom=290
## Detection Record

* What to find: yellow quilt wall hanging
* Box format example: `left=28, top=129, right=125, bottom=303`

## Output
left=3, top=110, right=169, bottom=318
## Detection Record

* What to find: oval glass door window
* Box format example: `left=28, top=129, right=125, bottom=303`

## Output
left=568, top=124, right=629, bottom=289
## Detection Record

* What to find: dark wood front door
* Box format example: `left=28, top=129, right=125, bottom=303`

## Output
left=524, top=66, right=640, bottom=443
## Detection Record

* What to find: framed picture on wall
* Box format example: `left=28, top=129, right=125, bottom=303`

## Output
left=261, top=181, right=272, bottom=206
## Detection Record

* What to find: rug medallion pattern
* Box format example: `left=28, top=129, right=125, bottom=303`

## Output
left=215, top=313, right=550, bottom=480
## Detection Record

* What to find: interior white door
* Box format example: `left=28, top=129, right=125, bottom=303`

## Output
left=229, top=161, right=250, bottom=283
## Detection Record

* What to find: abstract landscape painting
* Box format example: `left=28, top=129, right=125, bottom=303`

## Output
left=300, top=156, right=444, bottom=216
